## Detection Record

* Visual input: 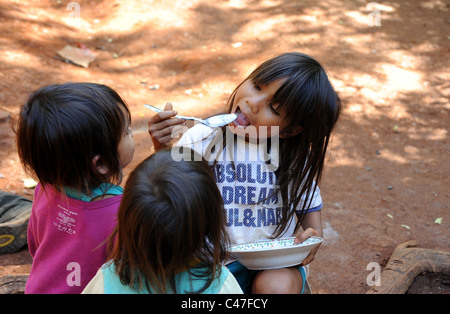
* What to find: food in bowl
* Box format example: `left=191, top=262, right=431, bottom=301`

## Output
left=228, top=236, right=322, bottom=270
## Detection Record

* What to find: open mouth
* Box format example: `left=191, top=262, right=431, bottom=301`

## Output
left=232, top=106, right=251, bottom=128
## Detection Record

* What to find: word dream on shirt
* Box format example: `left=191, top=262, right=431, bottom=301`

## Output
left=213, top=162, right=285, bottom=228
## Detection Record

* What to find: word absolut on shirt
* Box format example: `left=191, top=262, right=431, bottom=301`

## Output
left=170, top=125, right=280, bottom=171
left=213, top=163, right=277, bottom=185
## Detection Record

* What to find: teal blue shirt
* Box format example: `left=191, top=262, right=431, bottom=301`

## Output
left=83, top=261, right=243, bottom=294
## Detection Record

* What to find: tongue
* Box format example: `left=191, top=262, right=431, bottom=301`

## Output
left=236, top=112, right=250, bottom=126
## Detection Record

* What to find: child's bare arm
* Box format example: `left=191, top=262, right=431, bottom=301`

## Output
left=295, top=210, right=323, bottom=266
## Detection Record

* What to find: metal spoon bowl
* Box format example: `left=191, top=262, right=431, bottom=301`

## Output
left=145, top=104, right=237, bottom=127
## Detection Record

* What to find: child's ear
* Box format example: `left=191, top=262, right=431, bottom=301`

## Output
left=92, top=155, right=109, bottom=175
left=280, top=125, right=303, bottom=138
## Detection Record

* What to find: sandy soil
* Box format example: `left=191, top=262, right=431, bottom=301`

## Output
left=0, top=0, right=448, bottom=294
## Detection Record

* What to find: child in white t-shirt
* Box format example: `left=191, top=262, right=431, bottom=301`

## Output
left=148, top=52, right=341, bottom=293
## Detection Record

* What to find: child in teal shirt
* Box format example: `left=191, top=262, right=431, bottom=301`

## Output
left=83, top=149, right=242, bottom=294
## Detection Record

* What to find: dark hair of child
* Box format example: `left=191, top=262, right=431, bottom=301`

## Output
left=14, top=82, right=131, bottom=196
left=108, top=149, right=229, bottom=293
left=215, top=52, right=342, bottom=237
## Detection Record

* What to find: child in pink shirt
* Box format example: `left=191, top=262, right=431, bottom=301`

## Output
left=14, top=83, right=135, bottom=293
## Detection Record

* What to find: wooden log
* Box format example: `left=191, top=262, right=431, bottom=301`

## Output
left=0, top=274, right=28, bottom=294
left=367, top=241, right=450, bottom=294
left=0, top=265, right=30, bottom=294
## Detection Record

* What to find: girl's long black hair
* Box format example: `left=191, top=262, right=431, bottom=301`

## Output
left=108, top=149, right=229, bottom=293
left=211, top=52, right=341, bottom=237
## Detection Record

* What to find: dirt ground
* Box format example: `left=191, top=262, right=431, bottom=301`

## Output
left=0, top=0, right=448, bottom=294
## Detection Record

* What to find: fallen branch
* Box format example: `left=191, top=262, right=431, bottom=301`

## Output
left=367, top=241, right=450, bottom=294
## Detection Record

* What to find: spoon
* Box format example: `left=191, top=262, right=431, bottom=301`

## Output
left=145, top=104, right=237, bottom=127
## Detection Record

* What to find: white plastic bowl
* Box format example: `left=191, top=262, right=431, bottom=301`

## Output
left=229, top=236, right=322, bottom=270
